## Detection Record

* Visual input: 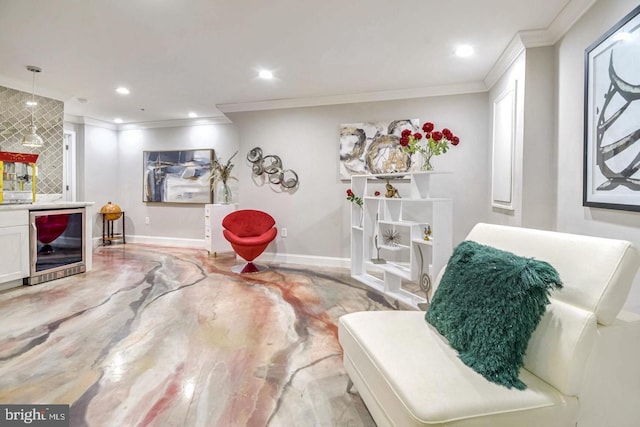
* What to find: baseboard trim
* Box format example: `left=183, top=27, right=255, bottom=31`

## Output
left=260, top=252, right=351, bottom=269
left=0, top=278, right=23, bottom=292
left=93, top=236, right=351, bottom=268
left=94, top=235, right=206, bottom=249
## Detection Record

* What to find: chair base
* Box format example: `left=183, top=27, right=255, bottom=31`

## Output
left=231, top=262, right=269, bottom=274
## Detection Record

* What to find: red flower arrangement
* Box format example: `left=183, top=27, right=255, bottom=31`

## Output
left=399, top=122, right=460, bottom=171
left=346, top=188, right=363, bottom=206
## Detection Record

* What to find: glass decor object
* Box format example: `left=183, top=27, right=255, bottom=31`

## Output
left=211, top=151, right=238, bottom=204
left=220, top=182, right=232, bottom=204
left=399, top=122, right=461, bottom=172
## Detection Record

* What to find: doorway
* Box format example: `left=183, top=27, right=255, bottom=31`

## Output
left=62, top=130, right=77, bottom=202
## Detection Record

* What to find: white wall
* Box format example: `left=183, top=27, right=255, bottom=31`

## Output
left=69, top=122, right=238, bottom=244
left=522, top=46, right=557, bottom=230
left=77, top=93, right=490, bottom=265
left=487, top=46, right=556, bottom=231
left=556, top=0, right=640, bottom=312
left=227, top=93, right=491, bottom=263
left=74, top=0, right=640, bottom=313
left=82, top=124, right=119, bottom=237
left=117, top=124, right=239, bottom=243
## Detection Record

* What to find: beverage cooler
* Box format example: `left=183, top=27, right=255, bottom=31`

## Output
left=26, top=208, right=86, bottom=285
left=0, top=151, right=38, bottom=204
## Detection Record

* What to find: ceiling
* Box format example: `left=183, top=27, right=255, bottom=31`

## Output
left=0, top=0, right=595, bottom=125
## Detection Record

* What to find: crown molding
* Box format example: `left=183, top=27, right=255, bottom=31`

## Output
left=547, top=0, right=598, bottom=44
left=483, top=0, right=597, bottom=90
left=519, top=0, right=598, bottom=46
left=217, top=82, right=487, bottom=113
left=220, top=0, right=597, bottom=113
left=63, top=114, right=231, bottom=130
left=63, top=114, right=83, bottom=124
left=118, top=116, right=232, bottom=130
left=63, top=115, right=118, bottom=130
left=483, top=35, right=526, bottom=90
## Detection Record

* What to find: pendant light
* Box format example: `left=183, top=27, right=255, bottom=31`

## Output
left=21, top=65, right=44, bottom=148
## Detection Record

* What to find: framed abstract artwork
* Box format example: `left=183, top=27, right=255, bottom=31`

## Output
left=339, top=119, right=418, bottom=179
left=143, top=149, right=213, bottom=203
left=583, top=5, right=640, bottom=211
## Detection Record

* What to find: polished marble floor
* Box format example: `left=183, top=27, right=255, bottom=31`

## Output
left=0, top=244, right=395, bottom=427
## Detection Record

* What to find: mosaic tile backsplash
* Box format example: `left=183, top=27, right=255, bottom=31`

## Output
left=0, top=85, right=64, bottom=195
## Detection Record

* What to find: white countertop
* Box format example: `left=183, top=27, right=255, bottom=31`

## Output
left=0, top=201, right=95, bottom=211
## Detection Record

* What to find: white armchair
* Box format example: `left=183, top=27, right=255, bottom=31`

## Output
left=339, top=223, right=640, bottom=427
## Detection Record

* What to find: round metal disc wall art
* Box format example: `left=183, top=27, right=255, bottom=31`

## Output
left=247, top=147, right=299, bottom=190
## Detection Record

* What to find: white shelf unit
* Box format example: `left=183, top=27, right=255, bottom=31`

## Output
left=350, top=172, right=453, bottom=309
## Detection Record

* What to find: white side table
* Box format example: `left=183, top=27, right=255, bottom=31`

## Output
left=204, top=203, right=238, bottom=256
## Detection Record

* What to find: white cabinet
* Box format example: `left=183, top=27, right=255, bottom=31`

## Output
left=350, top=172, right=452, bottom=309
left=204, top=203, right=237, bottom=256
left=0, top=210, right=29, bottom=289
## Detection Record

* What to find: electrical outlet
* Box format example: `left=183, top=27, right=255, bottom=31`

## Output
left=282, top=227, right=287, bottom=238
left=145, top=216, right=150, bottom=225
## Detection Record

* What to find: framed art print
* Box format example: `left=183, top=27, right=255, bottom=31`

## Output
left=583, top=5, right=640, bottom=211
left=143, top=149, right=213, bottom=203
left=339, top=119, right=418, bottom=179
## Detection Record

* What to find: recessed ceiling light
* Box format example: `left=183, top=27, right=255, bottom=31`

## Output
left=114, top=118, right=123, bottom=124
left=116, top=87, right=130, bottom=95
left=26, top=100, right=37, bottom=107
left=188, top=112, right=198, bottom=118
left=258, top=69, right=274, bottom=80
left=455, top=45, right=474, bottom=58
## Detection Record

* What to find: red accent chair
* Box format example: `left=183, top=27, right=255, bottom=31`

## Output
left=222, top=210, right=277, bottom=273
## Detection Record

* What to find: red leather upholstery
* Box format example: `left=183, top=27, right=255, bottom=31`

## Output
left=222, top=210, right=277, bottom=273
left=35, top=214, right=70, bottom=244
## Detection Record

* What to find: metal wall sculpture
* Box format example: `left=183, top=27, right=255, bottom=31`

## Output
left=583, top=5, right=640, bottom=211
left=247, top=147, right=299, bottom=189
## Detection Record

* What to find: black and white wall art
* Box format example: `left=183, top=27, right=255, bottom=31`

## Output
left=584, top=5, right=640, bottom=211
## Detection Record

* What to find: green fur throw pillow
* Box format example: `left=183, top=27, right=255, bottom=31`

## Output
left=425, top=240, right=562, bottom=390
